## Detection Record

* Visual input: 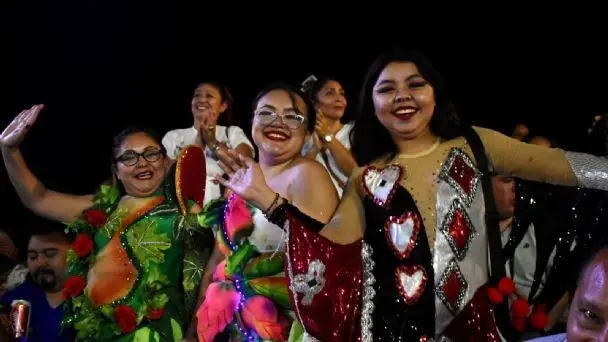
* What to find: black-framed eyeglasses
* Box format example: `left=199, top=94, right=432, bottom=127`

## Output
left=115, top=148, right=164, bottom=166
left=254, top=108, right=306, bottom=130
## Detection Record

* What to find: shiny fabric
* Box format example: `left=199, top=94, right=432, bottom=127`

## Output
left=441, top=285, right=501, bottom=342
left=565, top=151, right=608, bottom=191
left=285, top=216, right=363, bottom=341
left=434, top=148, right=488, bottom=334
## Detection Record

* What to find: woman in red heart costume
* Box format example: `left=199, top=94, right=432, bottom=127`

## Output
left=216, top=48, right=608, bottom=341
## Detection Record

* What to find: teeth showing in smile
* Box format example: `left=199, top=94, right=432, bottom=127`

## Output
left=395, top=107, right=418, bottom=115
left=265, top=132, right=288, bottom=141
left=136, top=171, right=153, bottom=180
left=196, top=105, right=210, bottom=111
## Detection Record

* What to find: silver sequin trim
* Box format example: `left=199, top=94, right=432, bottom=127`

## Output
left=302, top=332, right=321, bottom=342
left=435, top=258, right=468, bottom=316
left=284, top=220, right=316, bottom=339
left=361, top=243, right=376, bottom=342
left=438, top=199, right=477, bottom=261
left=438, top=148, right=482, bottom=207
left=565, top=151, right=608, bottom=191
left=292, top=260, right=326, bottom=306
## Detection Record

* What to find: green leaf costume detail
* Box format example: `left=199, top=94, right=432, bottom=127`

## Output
left=126, top=218, right=171, bottom=267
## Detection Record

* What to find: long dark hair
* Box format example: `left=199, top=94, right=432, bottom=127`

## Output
left=110, top=126, right=166, bottom=193
left=194, top=81, right=235, bottom=126
left=351, top=47, right=464, bottom=165
left=252, top=82, right=317, bottom=133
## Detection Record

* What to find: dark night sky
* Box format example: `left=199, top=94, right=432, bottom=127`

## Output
left=2, top=3, right=607, bottom=248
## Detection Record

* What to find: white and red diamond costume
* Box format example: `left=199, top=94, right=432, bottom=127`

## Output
left=268, top=127, right=608, bottom=341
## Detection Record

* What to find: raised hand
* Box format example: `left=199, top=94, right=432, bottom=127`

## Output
left=315, top=109, right=331, bottom=138
left=214, top=149, right=276, bottom=211
left=0, top=104, right=44, bottom=148
left=199, top=111, right=218, bottom=147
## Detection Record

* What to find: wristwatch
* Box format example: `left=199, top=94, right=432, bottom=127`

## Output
left=209, top=141, right=221, bottom=153
left=323, top=135, right=334, bottom=144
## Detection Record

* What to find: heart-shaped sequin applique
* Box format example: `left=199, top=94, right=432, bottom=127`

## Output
left=395, top=265, right=427, bottom=305
left=362, top=164, right=403, bottom=207
left=385, top=212, right=421, bottom=259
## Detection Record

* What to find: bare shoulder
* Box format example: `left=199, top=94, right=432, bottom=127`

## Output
left=286, top=157, right=336, bottom=195
left=290, top=157, right=332, bottom=183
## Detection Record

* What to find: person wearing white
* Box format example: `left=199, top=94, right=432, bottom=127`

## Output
left=301, top=76, right=357, bottom=197
left=162, top=82, right=254, bottom=205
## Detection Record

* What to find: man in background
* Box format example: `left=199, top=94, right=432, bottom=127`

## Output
left=0, top=220, right=73, bottom=342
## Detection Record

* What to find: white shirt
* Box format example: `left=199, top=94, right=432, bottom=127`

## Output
left=301, top=122, right=354, bottom=197
left=501, top=223, right=559, bottom=300
left=162, top=125, right=254, bottom=205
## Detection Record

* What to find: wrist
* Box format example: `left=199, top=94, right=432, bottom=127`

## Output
left=0, top=145, right=18, bottom=155
left=322, top=134, right=334, bottom=146
left=253, top=186, right=278, bottom=212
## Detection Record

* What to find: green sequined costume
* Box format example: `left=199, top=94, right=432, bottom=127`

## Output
left=62, top=146, right=215, bottom=341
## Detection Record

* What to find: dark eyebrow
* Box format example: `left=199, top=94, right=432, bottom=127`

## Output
left=375, top=79, right=395, bottom=87
left=407, top=74, right=425, bottom=81
left=258, top=104, right=277, bottom=111
left=27, top=248, right=58, bottom=254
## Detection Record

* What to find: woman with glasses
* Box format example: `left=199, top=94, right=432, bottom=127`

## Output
left=187, top=83, right=339, bottom=341
left=0, top=105, right=214, bottom=341
left=162, top=81, right=254, bottom=205
left=301, top=75, right=357, bottom=197
left=213, top=48, right=608, bottom=341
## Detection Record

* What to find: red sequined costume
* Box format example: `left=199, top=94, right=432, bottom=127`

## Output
left=271, top=127, right=608, bottom=341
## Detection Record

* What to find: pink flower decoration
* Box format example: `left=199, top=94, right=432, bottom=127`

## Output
left=213, top=260, right=230, bottom=281
left=241, top=296, right=287, bottom=341
left=224, top=195, right=253, bottom=244
left=197, top=281, right=241, bottom=342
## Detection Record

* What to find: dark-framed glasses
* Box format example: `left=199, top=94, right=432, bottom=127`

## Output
left=254, top=108, right=306, bottom=130
left=115, top=148, right=164, bottom=166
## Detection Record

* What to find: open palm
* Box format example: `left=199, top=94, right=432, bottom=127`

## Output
left=215, top=150, right=274, bottom=209
left=0, top=104, right=44, bottom=148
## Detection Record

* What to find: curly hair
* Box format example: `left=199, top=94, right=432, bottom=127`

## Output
left=351, top=47, right=464, bottom=165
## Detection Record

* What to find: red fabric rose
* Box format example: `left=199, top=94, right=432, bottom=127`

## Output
left=487, top=287, right=504, bottom=305
left=84, top=208, right=107, bottom=228
left=114, top=305, right=137, bottom=333
left=63, top=275, right=86, bottom=298
left=512, top=316, right=526, bottom=333
left=498, top=277, right=516, bottom=296
left=71, top=234, right=94, bottom=258
left=147, top=307, right=165, bottom=320
left=512, top=298, right=530, bottom=318
left=529, top=311, right=549, bottom=330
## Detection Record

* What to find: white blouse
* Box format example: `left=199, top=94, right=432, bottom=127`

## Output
left=301, top=122, right=354, bottom=197
left=162, top=125, right=254, bottom=205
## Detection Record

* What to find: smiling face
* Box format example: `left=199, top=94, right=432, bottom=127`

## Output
left=314, top=80, right=347, bottom=121
left=372, top=61, right=436, bottom=141
left=191, top=83, right=228, bottom=126
left=252, top=89, right=309, bottom=163
left=114, top=132, right=168, bottom=198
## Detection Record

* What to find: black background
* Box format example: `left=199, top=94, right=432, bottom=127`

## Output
left=2, top=3, right=607, bottom=251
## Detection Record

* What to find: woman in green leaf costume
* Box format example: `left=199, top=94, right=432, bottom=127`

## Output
left=0, top=105, right=214, bottom=341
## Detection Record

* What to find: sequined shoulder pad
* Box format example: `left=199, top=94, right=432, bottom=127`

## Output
left=175, top=145, right=207, bottom=215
